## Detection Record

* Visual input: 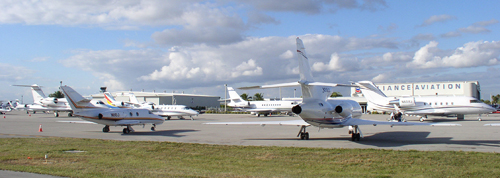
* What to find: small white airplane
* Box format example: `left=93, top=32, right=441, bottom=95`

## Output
left=0, top=101, right=13, bottom=114
left=59, top=85, right=165, bottom=134
left=227, top=87, right=299, bottom=116
left=205, top=37, right=460, bottom=141
left=128, top=93, right=199, bottom=120
left=13, top=84, right=72, bottom=117
left=356, top=81, right=496, bottom=121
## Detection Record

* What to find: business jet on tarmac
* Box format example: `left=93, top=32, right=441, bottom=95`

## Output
left=227, top=87, right=299, bottom=116
left=355, top=81, right=496, bottom=122
left=0, top=101, right=13, bottom=114
left=60, top=85, right=164, bottom=134
left=13, top=84, right=72, bottom=117
left=205, top=37, right=460, bottom=141
left=128, top=93, right=199, bottom=120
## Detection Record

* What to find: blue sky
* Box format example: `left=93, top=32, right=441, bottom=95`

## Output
left=0, top=0, right=499, bottom=103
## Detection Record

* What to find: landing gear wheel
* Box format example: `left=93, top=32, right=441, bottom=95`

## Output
left=257, top=114, right=260, bottom=117
left=54, top=112, right=59, bottom=117
left=167, top=116, right=171, bottom=120
left=102, top=126, right=110, bottom=132
left=351, top=133, right=361, bottom=141
left=299, top=132, right=309, bottom=140
left=297, top=125, right=309, bottom=140
left=123, top=128, right=130, bottom=134
left=264, top=113, right=268, bottom=117
left=419, top=118, right=424, bottom=122
left=478, top=118, right=482, bottom=121
left=68, top=113, right=73, bottom=117
left=151, top=127, right=155, bottom=131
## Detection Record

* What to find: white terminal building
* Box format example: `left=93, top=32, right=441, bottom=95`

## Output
left=90, top=90, right=221, bottom=110
left=348, top=81, right=481, bottom=113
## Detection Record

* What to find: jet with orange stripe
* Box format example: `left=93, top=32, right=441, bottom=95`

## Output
left=60, top=85, right=165, bottom=134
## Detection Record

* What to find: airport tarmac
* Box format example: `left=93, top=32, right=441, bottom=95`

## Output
left=1, top=111, right=500, bottom=153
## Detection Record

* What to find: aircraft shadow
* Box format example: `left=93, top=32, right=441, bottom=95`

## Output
left=120, top=129, right=199, bottom=137
left=246, top=131, right=500, bottom=148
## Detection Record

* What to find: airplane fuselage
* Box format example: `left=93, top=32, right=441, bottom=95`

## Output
left=367, top=96, right=495, bottom=116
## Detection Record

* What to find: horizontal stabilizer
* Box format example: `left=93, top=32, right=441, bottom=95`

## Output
left=343, top=118, right=461, bottom=126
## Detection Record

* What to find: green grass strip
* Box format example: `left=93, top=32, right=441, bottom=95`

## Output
left=0, top=137, right=499, bottom=177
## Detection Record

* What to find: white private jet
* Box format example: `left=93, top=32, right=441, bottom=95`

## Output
left=205, top=37, right=460, bottom=141
left=0, top=101, right=13, bottom=114
left=128, top=93, right=199, bottom=120
left=59, top=85, right=165, bottom=134
left=227, top=87, right=299, bottom=116
left=13, top=84, right=72, bottom=117
left=356, top=81, right=496, bottom=121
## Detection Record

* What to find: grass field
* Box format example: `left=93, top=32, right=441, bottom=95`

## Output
left=0, top=137, right=499, bottom=177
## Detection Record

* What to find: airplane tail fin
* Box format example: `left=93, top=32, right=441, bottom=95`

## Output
left=128, top=93, right=140, bottom=104
left=227, top=87, right=245, bottom=104
left=60, top=85, right=92, bottom=112
left=12, top=84, right=46, bottom=104
left=103, top=92, right=117, bottom=106
left=356, top=81, right=392, bottom=104
left=296, top=37, right=315, bottom=83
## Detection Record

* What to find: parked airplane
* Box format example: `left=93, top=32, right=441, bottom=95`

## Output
left=356, top=81, right=496, bottom=121
left=205, top=37, right=460, bottom=141
left=13, top=84, right=72, bottom=117
left=128, top=93, right=199, bottom=120
left=227, top=87, right=299, bottom=116
left=0, top=101, right=12, bottom=114
left=60, top=85, right=164, bottom=134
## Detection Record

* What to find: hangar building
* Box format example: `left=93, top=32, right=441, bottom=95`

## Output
left=90, top=91, right=221, bottom=109
left=348, top=81, right=481, bottom=113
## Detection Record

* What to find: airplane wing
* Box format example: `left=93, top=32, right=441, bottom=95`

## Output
left=343, top=118, right=462, bottom=127
left=204, top=119, right=310, bottom=126
left=57, top=121, right=97, bottom=124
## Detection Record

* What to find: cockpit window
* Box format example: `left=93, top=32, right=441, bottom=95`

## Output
left=470, top=99, right=481, bottom=103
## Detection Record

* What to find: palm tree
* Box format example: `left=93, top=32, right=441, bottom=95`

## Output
left=253, top=93, right=264, bottom=101
left=330, top=92, right=342, bottom=97
left=48, top=91, right=65, bottom=98
left=240, top=93, right=249, bottom=101
left=492, top=94, right=500, bottom=104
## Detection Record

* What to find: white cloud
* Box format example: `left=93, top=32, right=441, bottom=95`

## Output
left=312, top=53, right=360, bottom=72
left=408, top=41, right=500, bottom=69
left=412, top=33, right=435, bottom=41
left=417, top=14, right=456, bottom=27
left=279, top=50, right=294, bottom=59
left=60, top=34, right=401, bottom=91
left=231, top=59, right=263, bottom=78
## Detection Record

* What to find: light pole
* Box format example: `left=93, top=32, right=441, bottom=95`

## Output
left=224, top=84, right=227, bottom=112
left=294, top=89, right=296, bottom=98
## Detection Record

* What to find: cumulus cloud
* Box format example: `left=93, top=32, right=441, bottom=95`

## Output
left=60, top=34, right=401, bottom=91
left=312, top=53, right=360, bottom=72
left=417, top=14, right=456, bottom=27
left=408, top=41, right=500, bottom=69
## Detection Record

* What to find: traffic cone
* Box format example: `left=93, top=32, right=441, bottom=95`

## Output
left=39, top=124, right=43, bottom=132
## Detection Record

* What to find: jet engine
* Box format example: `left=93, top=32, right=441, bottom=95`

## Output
left=292, top=105, right=302, bottom=114
left=334, top=102, right=353, bottom=118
